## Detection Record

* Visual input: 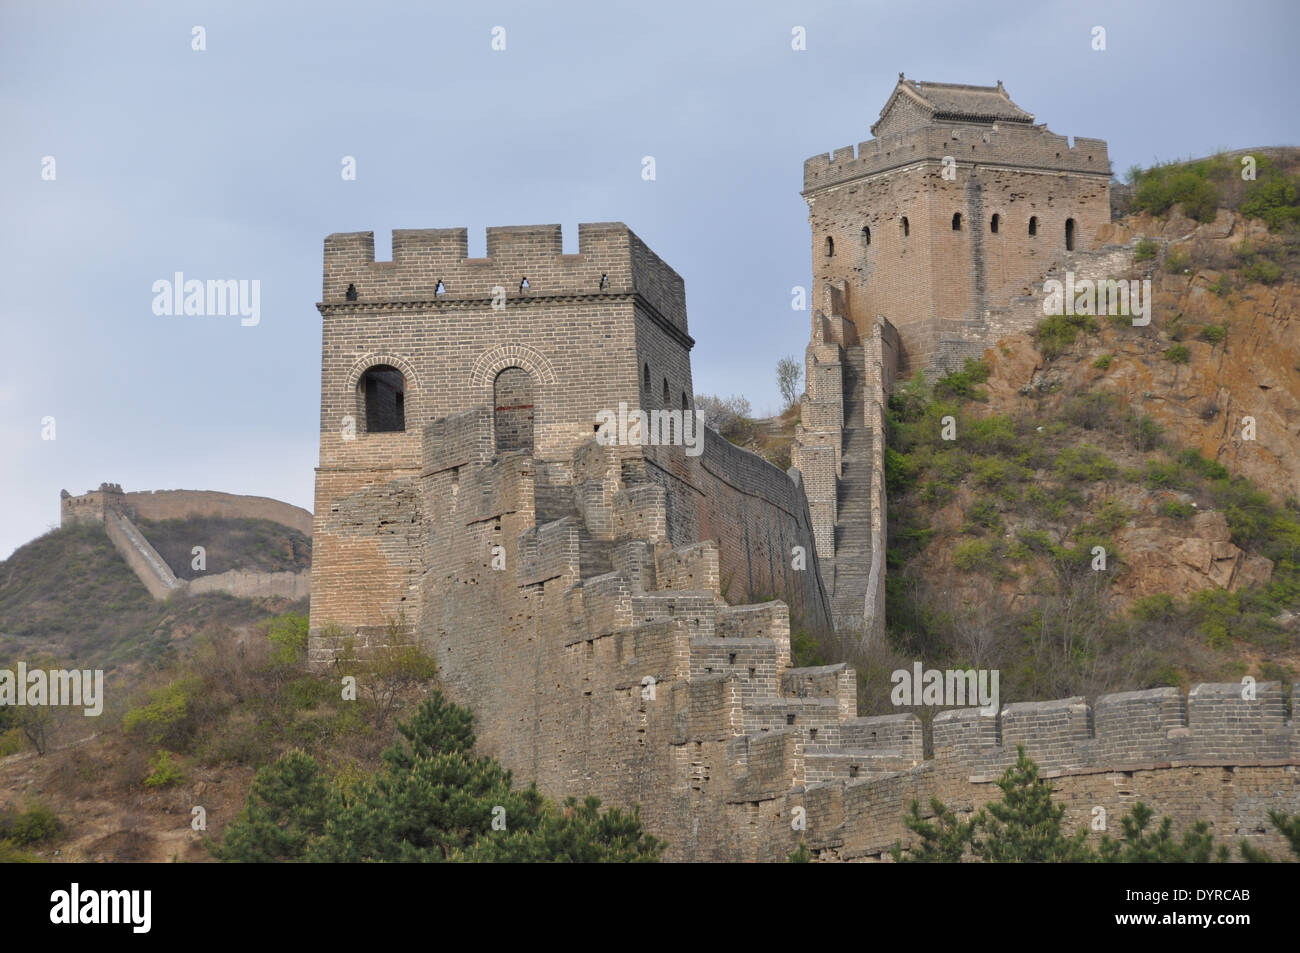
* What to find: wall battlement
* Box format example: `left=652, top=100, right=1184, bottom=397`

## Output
left=804, top=123, right=1110, bottom=193
left=321, top=222, right=688, bottom=335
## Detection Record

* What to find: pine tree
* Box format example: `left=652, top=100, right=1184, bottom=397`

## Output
left=1097, top=802, right=1228, bottom=862
left=970, top=746, right=1093, bottom=862
left=889, top=798, right=977, bottom=862
left=208, top=749, right=331, bottom=862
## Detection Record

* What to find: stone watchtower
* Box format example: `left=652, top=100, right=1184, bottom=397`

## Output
left=802, top=74, right=1111, bottom=374
left=308, top=223, right=697, bottom=647
left=794, top=77, right=1110, bottom=636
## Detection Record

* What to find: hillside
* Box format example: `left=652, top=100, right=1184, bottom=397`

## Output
left=0, top=522, right=302, bottom=669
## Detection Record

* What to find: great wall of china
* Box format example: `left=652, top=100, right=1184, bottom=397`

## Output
left=282, top=76, right=1300, bottom=860
left=60, top=483, right=311, bottom=602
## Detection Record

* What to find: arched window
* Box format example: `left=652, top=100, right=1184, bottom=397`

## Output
left=360, top=365, right=405, bottom=433
left=643, top=363, right=650, bottom=392
left=1028, top=216, right=1038, bottom=237
left=901, top=217, right=910, bottom=237
left=1065, top=218, right=1076, bottom=251
left=681, top=391, right=689, bottom=411
left=990, top=214, right=1000, bottom=234
left=345, top=283, right=357, bottom=301
left=952, top=212, right=962, bottom=231
left=862, top=225, right=871, bottom=246
left=825, top=236, right=834, bottom=257
left=493, top=367, right=534, bottom=453
left=662, top=377, right=669, bottom=403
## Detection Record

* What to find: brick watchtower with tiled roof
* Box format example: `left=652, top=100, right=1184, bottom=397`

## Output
left=793, top=75, right=1111, bottom=636
left=803, top=73, right=1111, bottom=374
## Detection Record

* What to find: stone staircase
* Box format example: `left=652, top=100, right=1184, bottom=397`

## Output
left=534, top=447, right=910, bottom=798
left=828, top=346, right=874, bottom=632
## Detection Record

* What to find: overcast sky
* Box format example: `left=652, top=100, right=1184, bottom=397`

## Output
left=2, top=0, right=1297, bottom=560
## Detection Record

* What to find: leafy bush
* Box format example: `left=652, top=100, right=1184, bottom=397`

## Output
left=1164, top=344, right=1190, bottom=363
left=1240, top=174, right=1300, bottom=231
left=1208, top=274, right=1233, bottom=296
left=1054, top=445, right=1118, bottom=482
left=934, top=358, right=990, bottom=401
left=143, top=750, right=187, bottom=788
left=1159, top=500, right=1195, bottom=519
left=268, top=612, right=309, bottom=665
left=1036, top=313, right=1098, bottom=360
left=1092, top=353, right=1113, bottom=371
left=122, top=675, right=204, bottom=749
left=952, top=540, right=994, bottom=571
left=1198, top=324, right=1227, bottom=344
left=1134, top=238, right=1158, bottom=262
left=0, top=801, right=62, bottom=845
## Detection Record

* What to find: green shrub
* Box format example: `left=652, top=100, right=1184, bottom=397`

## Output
left=1177, top=449, right=1229, bottom=481
left=1198, top=324, right=1227, bottom=344
left=1163, top=344, right=1190, bottom=364
left=1240, top=174, right=1300, bottom=231
left=1036, top=313, right=1098, bottom=360
left=0, top=801, right=62, bottom=845
left=1016, top=529, right=1054, bottom=555
left=1208, top=274, right=1233, bottom=297
left=143, top=750, right=187, bottom=788
left=965, top=497, right=1003, bottom=534
left=1054, top=445, right=1118, bottom=482
left=1134, top=238, right=1158, bottom=262
left=952, top=540, right=994, bottom=571
left=1092, top=353, right=1113, bottom=370
left=1159, top=500, right=1195, bottom=519
left=1087, top=500, right=1136, bottom=533
left=961, top=415, right=1019, bottom=455
left=1143, top=459, right=1190, bottom=490
left=1240, top=256, right=1283, bottom=284
left=1163, top=248, right=1192, bottom=273
left=934, top=358, right=990, bottom=401
left=122, top=675, right=204, bottom=748
left=268, top=612, right=309, bottom=665
left=1131, top=593, right=1178, bottom=623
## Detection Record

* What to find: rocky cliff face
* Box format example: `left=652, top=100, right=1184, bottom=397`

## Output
left=972, top=208, right=1298, bottom=606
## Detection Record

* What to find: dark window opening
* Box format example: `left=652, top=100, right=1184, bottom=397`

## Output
left=599, top=273, right=608, bottom=290
left=643, top=363, right=651, bottom=392
left=519, top=277, right=530, bottom=292
left=1029, top=216, right=1038, bottom=236
left=493, top=367, right=534, bottom=454
left=862, top=225, right=871, bottom=246
left=990, top=213, right=1000, bottom=234
left=825, top=235, right=834, bottom=257
left=952, top=212, right=962, bottom=231
left=901, top=217, right=910, bottom=237
left=434, top=279, right=445, bottom=295
left=1065, top=217, right=1076, bottom=251
left=681, top=391, right=688, bottom=411
left=345, top=283, right=357, bottom=301
left=662, top=377, right=669, bottom=403
left=786, top=713, right=796, bottom=725
left=361, top=365, right=405, bottom=433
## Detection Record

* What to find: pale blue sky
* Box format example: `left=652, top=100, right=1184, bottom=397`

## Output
left=3, top=0, right=1297, bottom=559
